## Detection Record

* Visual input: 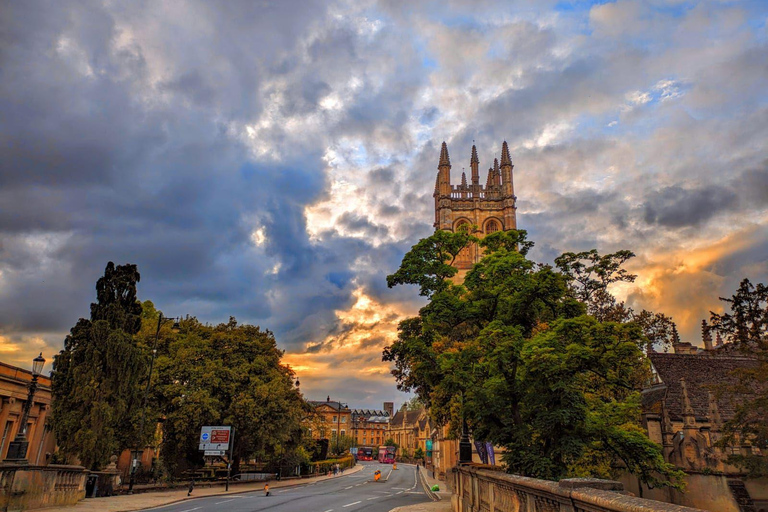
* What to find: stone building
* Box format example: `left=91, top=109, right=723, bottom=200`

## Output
left=0, top=360, right=55, bottom=465
left=308, top=397, right=351, bottom=446
left=350, top=408, right=389, bottom=448
left=388, top=407, right=430, bottom=459
left=433, top=141, right=517, bottom=278
left=630, top=324, right=768, bottom=512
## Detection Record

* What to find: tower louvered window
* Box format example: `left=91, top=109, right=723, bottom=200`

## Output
left=485, top=220, right=500, bottom=233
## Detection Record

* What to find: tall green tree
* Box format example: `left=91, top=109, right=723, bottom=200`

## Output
left=710, top=278, right=768, bottom=477
left=51, top=262, right=148, bottom=470
left=150, top=315, right=310, bottom=476
left=384, top=230, right=683, bottom=488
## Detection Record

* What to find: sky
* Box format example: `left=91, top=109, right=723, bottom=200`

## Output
left=1, top=0, right=767, bottom=409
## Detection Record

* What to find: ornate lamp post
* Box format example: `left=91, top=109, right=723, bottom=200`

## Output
left=5, top=353, right=46, bottom=463
left=458, top=392, right=472, bottom=464
left=128, top=314, right=179, bottom=493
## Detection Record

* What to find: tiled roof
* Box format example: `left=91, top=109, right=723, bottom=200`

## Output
left=647, top=352, right=758, bottom=422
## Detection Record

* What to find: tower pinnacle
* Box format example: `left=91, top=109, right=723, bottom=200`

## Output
left=500, top=140, right=512, bottom=166
left=439, top=141, right=451, bottom=167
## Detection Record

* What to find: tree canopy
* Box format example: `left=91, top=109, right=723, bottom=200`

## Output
left=51, top=262, right=148, bottom=470
left=384, top=230, right=684, bottom=488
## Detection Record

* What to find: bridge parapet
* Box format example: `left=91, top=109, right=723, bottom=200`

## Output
left=451, top=465, right=706, bottom=512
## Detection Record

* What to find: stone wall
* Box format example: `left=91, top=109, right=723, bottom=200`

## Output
left=452, top=465, right=707, bottom=512
left=0, top=464, right=87, bottom=511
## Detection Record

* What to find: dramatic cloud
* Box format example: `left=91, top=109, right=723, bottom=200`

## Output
left=1, top=0, right=767, bottom=407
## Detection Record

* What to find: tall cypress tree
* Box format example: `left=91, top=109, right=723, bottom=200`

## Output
left=51, top=262, right=147, bottom=470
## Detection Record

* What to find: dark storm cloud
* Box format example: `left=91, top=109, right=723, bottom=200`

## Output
left=643, top=185, right=738, bottom=228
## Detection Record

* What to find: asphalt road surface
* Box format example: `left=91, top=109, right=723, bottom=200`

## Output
left=142, top=462, right=431, bottom=512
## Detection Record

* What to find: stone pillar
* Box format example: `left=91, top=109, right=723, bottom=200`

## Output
left=0, top=398, right=16, bottom=458
left=30, top=404, right=50, bottom=464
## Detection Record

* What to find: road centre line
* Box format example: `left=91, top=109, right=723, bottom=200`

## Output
left=367, top=497, right=378, bottom=500
left=345, top=485, right=353, bottom=489
left=343, top=501, right=362, bottom=507
left=179, top=508, right=201, bottom=512
left=214, top=499, right=235, bottom=504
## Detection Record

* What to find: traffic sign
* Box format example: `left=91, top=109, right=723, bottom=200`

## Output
left=204, top=450, right=225, bottom=456
left=199, top=426, right=232, bottom=451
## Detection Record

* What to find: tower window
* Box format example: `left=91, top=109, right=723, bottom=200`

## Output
left=485, top=220, right=500, bottom=233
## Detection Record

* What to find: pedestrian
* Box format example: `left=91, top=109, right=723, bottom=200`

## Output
left=264, top=483, right=270, bottom=497
left=187, top=479, right=195, bottom=496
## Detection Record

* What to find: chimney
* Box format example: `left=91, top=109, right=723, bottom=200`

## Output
left=327, top=395, right=330, bottom=402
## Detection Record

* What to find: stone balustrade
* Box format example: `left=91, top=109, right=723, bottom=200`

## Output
left=0, top=464, right=87, bottom=511
left=452, top=465, right=706, bottom=512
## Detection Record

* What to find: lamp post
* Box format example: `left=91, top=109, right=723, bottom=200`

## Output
left=5, top=353, right=45, bottom=463
left=458, top=392, right=472, bottom=464
left=128, top=313, right=178, bottom=493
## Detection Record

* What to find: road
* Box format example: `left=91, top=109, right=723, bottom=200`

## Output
left=141, top=462, right=431, bottom=512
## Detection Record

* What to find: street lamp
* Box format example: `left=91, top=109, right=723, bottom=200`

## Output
left=5, top=353, right=46, bottom=463
left=128, top=313, right=178, bottom=493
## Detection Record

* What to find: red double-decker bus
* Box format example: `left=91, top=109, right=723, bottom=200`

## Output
left=358, top=447, right=374, bottom=461
left=378, top=445, right=396, bottom=463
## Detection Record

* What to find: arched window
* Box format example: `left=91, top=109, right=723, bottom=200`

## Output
left=485, top=219, right=500, bottom=234
left=454, top=220, right=471, bottom=233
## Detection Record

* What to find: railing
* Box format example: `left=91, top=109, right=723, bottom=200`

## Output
left=451, top=465, right=706, bottom=512
left=0, top=464, right=87, bottom=510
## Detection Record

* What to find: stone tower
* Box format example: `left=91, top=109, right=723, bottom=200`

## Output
left=433, top=141, right=517, bottom=272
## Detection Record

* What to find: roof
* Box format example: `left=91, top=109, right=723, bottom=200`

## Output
left=308, top=400, right=349, bottom=412
left=647, top=352, right=759, bottom=422
left=391, top=408, right=425, bottom=427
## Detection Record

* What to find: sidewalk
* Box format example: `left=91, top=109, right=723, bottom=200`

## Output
left=418, top=465, right=452, bottom=501
left=388, top=465, right=452, bottom=512
left=37, top=464, right=364, bottom=512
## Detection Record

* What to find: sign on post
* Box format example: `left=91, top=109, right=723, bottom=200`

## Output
left=199, top=426, right=232, bottom=452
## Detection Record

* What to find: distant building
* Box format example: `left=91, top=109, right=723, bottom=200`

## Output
left=433, top=141, right=517, bottom=278
left=308, top=397, right=351, bottom=444
left=388, top=407, right=430, bottom=458
left=0, top=361, right=55, bottom=464
left=351, top=408, right=389, bottom=447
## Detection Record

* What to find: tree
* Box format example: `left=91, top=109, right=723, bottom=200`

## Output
left=632, top=310, right=675, bottom=353
left=51, top=262, right=148, bottom=470
left=384, top=437, right=398, bottom=449
left=384, top=230, right=683, bottom=489
left=710, top=278, right=768, bottom=476
left=414, top=446, right=425, bottom=461
left=554, top=249, right=637, bottom=311
left=151, top=315, right=310, bottom=476
left=404, top=396, right=426, bottom=411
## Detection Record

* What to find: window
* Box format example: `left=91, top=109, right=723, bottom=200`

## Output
left=341, top=430, right=346, bottom=437
left=332, top=429, right=337, bottom=439
left=320, top=428, right=326, bottom=438
left=0, top=421, right=11, bottom=455
left=485, top=219, right=500, bottom=233
left=332, top=416, right=337, bottom=422
left=341, top=416, right=347, bottom=423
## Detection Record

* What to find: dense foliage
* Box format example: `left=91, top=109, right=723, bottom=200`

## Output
left=51, top=262, right=148, bottom=470
left=51, top=263, right=311, bottom=474
left=384, top=230, right=684, bottom=488
left=710, top=278, right=768, bottom=477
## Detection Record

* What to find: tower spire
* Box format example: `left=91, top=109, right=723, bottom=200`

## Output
left=493, top=157, right=500, bottom=186
left=439, top=141, right=451, bottom=167
left=470, top=144, right=480, bottom=192
left=461, top=171, right=467, bottom=188
left=500, top=140, right=512, bottom=166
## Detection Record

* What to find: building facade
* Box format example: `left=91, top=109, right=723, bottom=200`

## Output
left=388, top=407, right=431, bottom=458
left=0, top=361, right=55, bottom=465
left=633, top=326, right=768, bottom=511
left=351, top=409, right=389, bottom=447
left=308, top=397, right=352, bottom=445
left=433, top=141, right=517, bottom=276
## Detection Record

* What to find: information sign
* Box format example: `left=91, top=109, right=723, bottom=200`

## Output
left=199, top=426, right=232, bottom=451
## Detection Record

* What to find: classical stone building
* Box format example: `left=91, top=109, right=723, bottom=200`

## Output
left=433, top=141, right=517, bottom=278
left=308, top=397, right=352, bottom=446
left=0, top=360, right=55, bottom=465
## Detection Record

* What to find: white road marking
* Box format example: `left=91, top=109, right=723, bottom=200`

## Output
left=367, top=497, right=378, bottom=500
left=344, top=485, right=353, bottom=489
left=392, top=487, right=408, bottom=489
left=343, top=501, right=362, bottom=507
left=214, top=499, right=236, bottom=504
left=179, top=508, right=201, bottom=512
left=323, top=509, right=334, bottom=512
left=397, top=491, right=404, bottom=494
